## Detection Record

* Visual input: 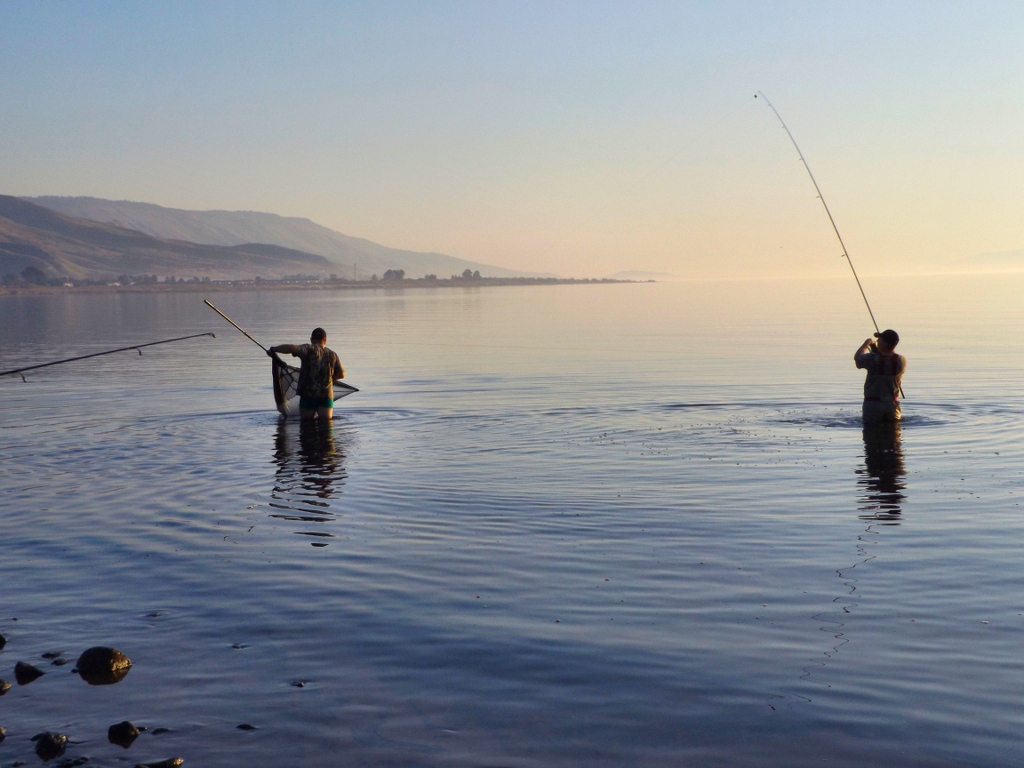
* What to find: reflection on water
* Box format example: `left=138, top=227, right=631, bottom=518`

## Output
left=270, top=418, right=348, bottom=544
left=857, top=424, right=906, bottom=524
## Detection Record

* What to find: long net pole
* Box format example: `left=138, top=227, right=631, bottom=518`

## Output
left=203, top=300, right=269, bottom=353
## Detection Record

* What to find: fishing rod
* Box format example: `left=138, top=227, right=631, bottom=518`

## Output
left=755, top=92, right=880, bottom=334
left=0, top=333, right=215, bottom=382
left=203, top=300, right=269, bottom=352
left=756, top=92, right=904, bottom=398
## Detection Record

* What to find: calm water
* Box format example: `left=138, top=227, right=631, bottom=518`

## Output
left=1, top=276, right=1024, bottom=767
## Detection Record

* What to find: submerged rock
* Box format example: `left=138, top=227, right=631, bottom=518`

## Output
left=236, top=723, right=257, bottom=731
left=32, top=731, right=67, bottom=760
left=0, top=633, right=6, bottom=649
left=0, top=725, right=6, bottom=742
left=0, top=678, right=11, bottom=695
left=76, top=647, right=131, bottom=686
left=134, top=758, right=183, bottom=768
left=108, top=721, right=141, bottom=748
left=151, top=727, right=170, bottom=735
left=15, top=661, right=45, bottom=685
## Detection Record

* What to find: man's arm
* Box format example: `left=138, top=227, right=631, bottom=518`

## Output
left=854, top=338, right=874, bottom=368
left=268, top=344, right=300, bottom=357
left=333, top=356, right=345, bottom=380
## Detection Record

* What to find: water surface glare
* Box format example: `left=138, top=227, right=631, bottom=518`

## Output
left=2, top=277, right=1024, bottom=766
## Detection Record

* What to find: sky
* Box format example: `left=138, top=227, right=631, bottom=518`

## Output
left=2, top=1, right=1024, bottom=278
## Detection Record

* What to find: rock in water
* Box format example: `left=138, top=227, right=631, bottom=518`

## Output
left=14, top=661, right=45, bottom=685
left=108, top=720, right=141, bottom=748
left=134, top=759, right=183, bottom=768
left=76, top=646, right=132, bottom=685
left=0, top=679, right=11, bottom=695
left=0, top=725, right=6, bottom=743
left=32, top=732, right=67, bottom=760
left=0, top=633, right=6, bottom=649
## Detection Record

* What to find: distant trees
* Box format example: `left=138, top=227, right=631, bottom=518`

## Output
left=382, top=269, right=405, bottom=280
left=460, top=269, right=482, bottom=280
left=424, top=274, right=438, bottom=281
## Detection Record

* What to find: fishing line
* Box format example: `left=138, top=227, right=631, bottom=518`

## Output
left=0, top=333, right=215, bottom=381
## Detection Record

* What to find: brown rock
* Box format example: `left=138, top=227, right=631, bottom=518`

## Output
left=15, top=661, right=45, bottom=685
left=76, top=646, right=132, bottom=686
left=32, top=731, right=67, bottom=760
left=0, top=678, right=11, bottom=695
left=135, top=759, right=183, bottom=768
left=108, top=720, right=141, bottom=748
left=0, top=725, right=6, bottom=742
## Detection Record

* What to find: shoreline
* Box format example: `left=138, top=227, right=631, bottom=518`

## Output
left=0, top=276, right=643, bottom=296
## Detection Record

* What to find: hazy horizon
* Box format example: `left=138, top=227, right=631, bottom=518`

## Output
left=3, top=2, right=1024, bottom=278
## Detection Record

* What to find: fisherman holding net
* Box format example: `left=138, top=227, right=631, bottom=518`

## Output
left=855, top=329, right=905, bottom=424
left=269, top=328, right=345, bottom=421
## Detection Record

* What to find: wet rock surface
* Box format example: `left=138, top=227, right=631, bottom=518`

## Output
left=0, top=632, right=6, bottom=650
left=14, top=661, right=45, bottom=685
left=0, top=725, right=6, bottom=743
left=134, top=758, right=183, bottom=768
left=236, top=723, right=257, bottom=731
left=32, top=731, right=68, bottom=760
left=108, top=720, right=142, bottom=748
left=150, top=727, right=170, bottom=735
left=0, top=678, right=11, bottom=695
left=75, top=646, right=131, bottom=686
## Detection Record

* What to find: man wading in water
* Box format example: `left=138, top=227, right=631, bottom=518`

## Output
left=269, top=328, right=345, bottom=421
left=855, top=329, right=906, bottom=424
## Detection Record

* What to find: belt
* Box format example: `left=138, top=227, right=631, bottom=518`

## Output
left=864, top=397, right=898, bottom=402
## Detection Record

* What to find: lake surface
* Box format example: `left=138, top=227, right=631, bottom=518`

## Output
left=1, top=275, right=1023, bottom=767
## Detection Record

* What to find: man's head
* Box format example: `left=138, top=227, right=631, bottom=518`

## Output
left=310, top=327, right=327, bottom=346
left=874, top=329, right=899, bottom=352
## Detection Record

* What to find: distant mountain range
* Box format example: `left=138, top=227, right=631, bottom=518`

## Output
left=26, top=196, right=535, bottom=279
left=0, top=195, right=336, bottom=280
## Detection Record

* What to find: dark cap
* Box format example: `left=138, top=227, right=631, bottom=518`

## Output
left=310, top=327, right=327, bottom=342
left=874, top=329, right=899, bottom=347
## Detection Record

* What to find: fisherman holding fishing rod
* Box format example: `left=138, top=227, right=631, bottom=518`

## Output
left=855, top=330, right=906, bottom=424
left=756, top=92, right=907, bottom=425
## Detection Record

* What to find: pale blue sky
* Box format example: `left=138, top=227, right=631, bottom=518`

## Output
left=3, top=1, right=1023, bottom=276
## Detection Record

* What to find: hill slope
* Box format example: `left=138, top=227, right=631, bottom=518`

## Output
left=28, top=196, right=534, bottom=278
left=0, top=195, right=333, bottom=280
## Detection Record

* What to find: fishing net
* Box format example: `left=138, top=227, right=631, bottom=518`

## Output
left=271, top=354, right=357, bottom=416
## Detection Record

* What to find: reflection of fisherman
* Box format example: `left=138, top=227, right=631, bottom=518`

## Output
left=855, top=329, right=906, bottom=424
left=859, top=424, right=906, bottom=522
left=268, top=327, right=345, bottom=421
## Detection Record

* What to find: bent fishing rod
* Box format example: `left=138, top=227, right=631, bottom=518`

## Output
left=755, top=92, right=880, bottom=334
left=756, top=92, right=903, bottom=397
left=0, top=333, right=215, bottom=381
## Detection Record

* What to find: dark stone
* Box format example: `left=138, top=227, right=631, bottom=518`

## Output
left=0, top=678, right=11, bottom=695
left=236, top=723, right=256, bottom=731
left=41, top=651, right=62, bottom=659
left=134, top=759, right=183, bottom=768
left=0, top=633, right=6, bottom=649
left=290, top=680, right=306, bottom=688
left=0, top=725, right=6, bottom=742
left=55, top=758, right=90, bottom=767
left=15, top=661, right=45, bottom=685
left=32, top=731, right=67, bottom=761
left=52, top=657, right=71, bottom=666
left=151, top=728, right=170, bottom=735
left=108, top=721, right=141, bottom=748
left=75, top=647, right=131, bottom=686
